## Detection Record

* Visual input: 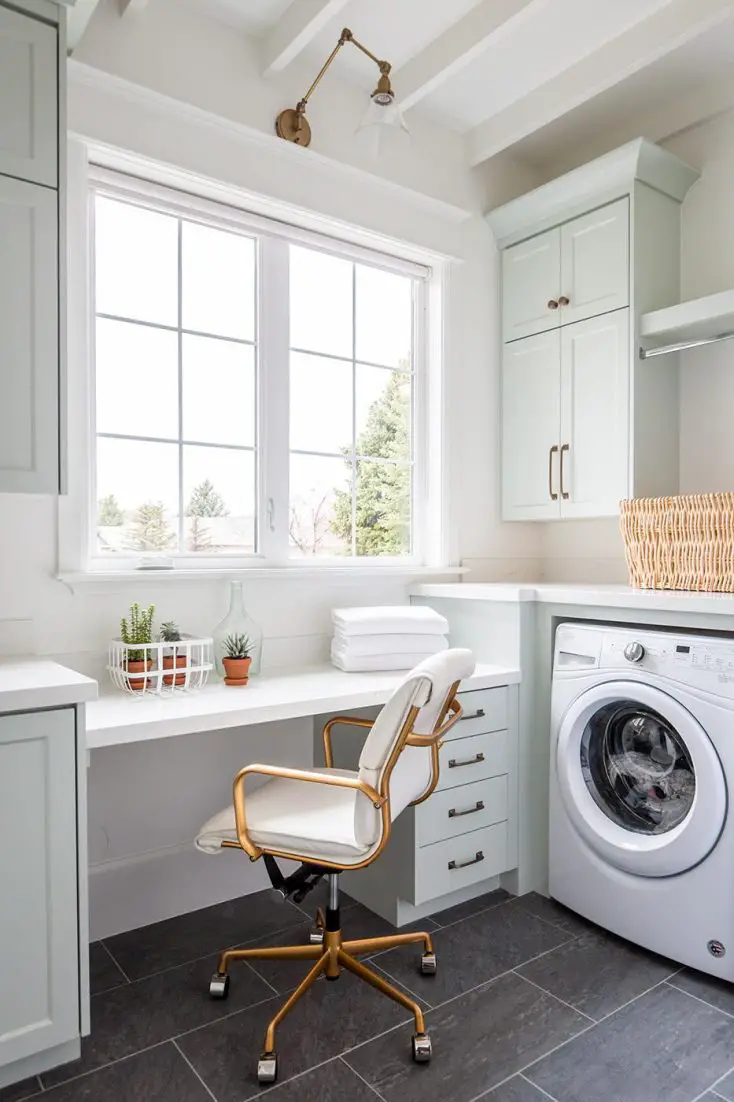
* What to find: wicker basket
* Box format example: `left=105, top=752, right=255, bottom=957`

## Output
left=621, top=494, right=734, bottom=592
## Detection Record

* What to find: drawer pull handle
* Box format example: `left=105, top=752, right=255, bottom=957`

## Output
left=448, top=752, right=485, bottom=769
left=449, top=800, right=485, bottom=819
left=460, top=708, right=486, bottom=721
left=448, top=850, right=485, bottom=871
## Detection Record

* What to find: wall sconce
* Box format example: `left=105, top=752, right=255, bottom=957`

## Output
left=275, top=28, right=409, bottom=153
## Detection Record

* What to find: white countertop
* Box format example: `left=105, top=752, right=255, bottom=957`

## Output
left=0, top=659, right=98, bottom=713
left=412, top=583, right=734, bottom=617
left=86, top=662, right=520, bottom=750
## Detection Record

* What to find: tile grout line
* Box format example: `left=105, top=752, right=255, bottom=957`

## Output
left=172, top=1039, right=219, bottom=1102
left=338, top=1056, right=389, bottom=1100
left=98, top=938, right=133, bottom=985
left=665, top=977, right=734, bottom=1022
left=510, top=971, right=597, bottom=1024
left=519, top=1072, right=562, bottom=1102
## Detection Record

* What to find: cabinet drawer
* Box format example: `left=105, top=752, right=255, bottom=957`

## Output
left=437, top=730, right=508, bottom=791
left=414, top=823, right=509, bottom=905
left=417, top=776, right=507, bottom=847
left=450, top=686, right=508, bottom=740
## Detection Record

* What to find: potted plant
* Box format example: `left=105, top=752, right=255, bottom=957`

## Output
left=119, top=603, right=155, bottom=691
left=222, top=632, right=252, bottom=687
left=160, top=620, right=187, bottom=687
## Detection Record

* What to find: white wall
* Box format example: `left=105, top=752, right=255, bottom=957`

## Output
left=0, top=0, right=541, bottom=932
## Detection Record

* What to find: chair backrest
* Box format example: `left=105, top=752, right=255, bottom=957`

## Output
left=354, top=648, right=475, bottom=848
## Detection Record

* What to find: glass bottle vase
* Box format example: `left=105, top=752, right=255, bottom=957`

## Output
left=212, top=581, right=263, bottom=678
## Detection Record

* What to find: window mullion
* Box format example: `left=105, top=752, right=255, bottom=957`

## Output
left=258, top=236, right=290, bottom=562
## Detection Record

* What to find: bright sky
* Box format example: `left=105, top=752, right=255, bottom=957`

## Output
left=94, top=195, right=413, bottom=552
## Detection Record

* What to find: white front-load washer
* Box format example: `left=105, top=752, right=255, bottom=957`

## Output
left=550, top=622, right=734, bottom=979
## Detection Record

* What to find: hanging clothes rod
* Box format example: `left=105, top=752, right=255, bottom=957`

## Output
left=640, top=330, right=734, bottom=359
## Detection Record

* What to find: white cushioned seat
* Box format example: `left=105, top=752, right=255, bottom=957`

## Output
left=196, top=767, right=374, bottom=865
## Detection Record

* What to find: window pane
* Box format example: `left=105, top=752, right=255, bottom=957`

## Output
left=95, top=197, right=178, bottom=326
left=356, top=366, right=411, bottom=462
left=182, top=221, right=255, bottom=340
left=289, top=454, right=352, bottom=557
left=355, top=460, right=411, bottom=557
left=290, top=353, right=352, bottom=454
left=355, top=265, right=412, bottom=368
left=96, top=319, right=179, bottom=440
left=183, top=446, right=255, bottom=553
left=290, top=246, right=353, bottom=358
left=183, top=335, right=255, bottom=447
left=96, top=438, right=179, bottom=554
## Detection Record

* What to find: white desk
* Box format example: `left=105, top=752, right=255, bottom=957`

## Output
left=85, top=662, right=520, bottom=749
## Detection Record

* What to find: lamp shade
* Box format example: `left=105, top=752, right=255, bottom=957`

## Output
left=355, top=95, right=410, bottom=157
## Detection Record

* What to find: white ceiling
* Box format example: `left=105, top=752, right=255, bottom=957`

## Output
left=113, top=0, right=734, bottom=167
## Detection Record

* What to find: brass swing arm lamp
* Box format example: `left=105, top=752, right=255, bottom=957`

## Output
left=275, top=28, right=397, bottom=148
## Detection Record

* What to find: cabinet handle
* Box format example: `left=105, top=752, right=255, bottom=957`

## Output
left=460, top=708, right=485, bottom=721
left=448, top=850, right=485, bottom=871
left=449, top=800, right=485, bottom=819
left=549, top=445, right=559, bottom=501
left=558, top=295, right=570, bottom=307
left=448, top=752, right=485, bottom=769
left=547, top=299, right=559, bottom=310
left=560, top=443, right=570, bottom=500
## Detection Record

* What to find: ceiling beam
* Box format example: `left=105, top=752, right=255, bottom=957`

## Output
left=395, top=0, right=537, bottom=112
left=64, top=0, right=102, bottom=51
left=118, top=0, right=149, bottom=13
left=262, top=0, right=351, bottom=76
left=468, top=0, right=734, bottom=165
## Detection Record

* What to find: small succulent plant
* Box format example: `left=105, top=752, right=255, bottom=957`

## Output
left=159, top=620, right=182, bottom=643
left=223, top=632, right=251, bottom=659
left=120, top=603, right=155, bottom=662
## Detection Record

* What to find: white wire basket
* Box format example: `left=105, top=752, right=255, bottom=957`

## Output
left=107, top=637, right=214, bottom=696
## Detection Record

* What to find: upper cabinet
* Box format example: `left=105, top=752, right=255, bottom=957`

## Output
left=0, top=4, right=58, bottom=188
left=0, top=1, right=63, bottom=495
left=488, top=139, right=699, bottom=522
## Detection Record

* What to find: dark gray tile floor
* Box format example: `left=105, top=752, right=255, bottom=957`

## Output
left=7, top=889, right=734, bottom=1101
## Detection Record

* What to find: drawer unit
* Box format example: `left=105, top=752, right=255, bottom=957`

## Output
left=437, top=729, right=508, bottom=791
left=448, top=686, right=508, bottom=740
left=416, top=776, right=507, bottom=847
left=414, top=823, right=509, bottom=904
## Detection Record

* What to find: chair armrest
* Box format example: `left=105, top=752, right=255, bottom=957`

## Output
left=228, top=762, right=386, bottom=860
left=406, top=698, right=463, bottom=747
left=322, top=715, right=375, bottom=767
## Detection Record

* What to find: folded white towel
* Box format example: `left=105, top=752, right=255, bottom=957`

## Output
left=332, top=605, right=449, bottom=637
left=331, top=649, right=442, bottom=673
left=332, top=632, right=448, bottom=658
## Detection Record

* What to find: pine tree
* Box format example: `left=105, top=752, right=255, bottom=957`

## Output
left=98, top=494, right=124, bottom=526
left=330, top=371, right=411, bottom=555
left=186, top=479, right=228, bottom=518
left=187, top=514, right=213, bottom=552
left=128, top=502, right=176, bottom=551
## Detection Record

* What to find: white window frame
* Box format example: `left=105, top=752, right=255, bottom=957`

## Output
left=59, top=144, right=450, bottom=580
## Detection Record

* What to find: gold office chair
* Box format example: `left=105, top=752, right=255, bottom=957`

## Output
left=196, top=648, right=475, bottom=1085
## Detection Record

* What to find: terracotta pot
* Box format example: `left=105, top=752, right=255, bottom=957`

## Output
left=125, top=658, right=153, bottom=692
left=223, top=656, right=252, bottom=686
left=163, top=654, right=187, bottom=687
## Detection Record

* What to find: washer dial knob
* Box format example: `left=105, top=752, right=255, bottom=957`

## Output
left=624, top=641, right=645, bottom=663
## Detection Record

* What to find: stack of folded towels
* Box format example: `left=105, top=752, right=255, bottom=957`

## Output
left=330, top=605, right=450, bottom=672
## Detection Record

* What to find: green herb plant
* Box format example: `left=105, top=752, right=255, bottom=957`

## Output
left=223, top=632, right=251, bottom=660
left=120, top=603, right=155, bottom=662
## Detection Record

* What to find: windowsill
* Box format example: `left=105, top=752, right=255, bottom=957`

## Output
left=56, top=564, right=467, bottom=590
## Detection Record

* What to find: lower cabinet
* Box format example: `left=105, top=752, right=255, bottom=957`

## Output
left=0, top=710, right=80, bottom=1080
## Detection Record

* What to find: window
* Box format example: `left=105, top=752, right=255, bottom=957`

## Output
left=85, top=170, right=435, bottom=572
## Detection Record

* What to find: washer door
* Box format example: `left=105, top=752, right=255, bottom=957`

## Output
left=556, top=681, right=726, bottom=877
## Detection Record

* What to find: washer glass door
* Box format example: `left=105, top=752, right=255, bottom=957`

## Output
left=556, top=681, right=726, bottom=876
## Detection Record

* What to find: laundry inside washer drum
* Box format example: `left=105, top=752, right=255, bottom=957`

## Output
left=580, top=702, right=696, bottom=835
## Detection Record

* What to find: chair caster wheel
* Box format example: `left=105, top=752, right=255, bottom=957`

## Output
left=420, top=952, right=437, bottom=975
left=412, top=1033, right=432, bottom=1063
left=309, top=927, right=324, bottom=945
left=209, top=972, right=230, bottom=999
left=258, top=1053, right=278, bottom=1084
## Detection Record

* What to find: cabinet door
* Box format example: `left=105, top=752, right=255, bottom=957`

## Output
left=0, top=5, right=57, bottom=187
left=0, top=176, right=59, bottom=493
left=502, top=329, right=562, bottom=520
left=559, top=198, right=629, bottom=326
left=0, top=710, right=79, bottom=1069
left=559, top=309, right=629, bottom=518
left=502, top=227, right=561, bottom=342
